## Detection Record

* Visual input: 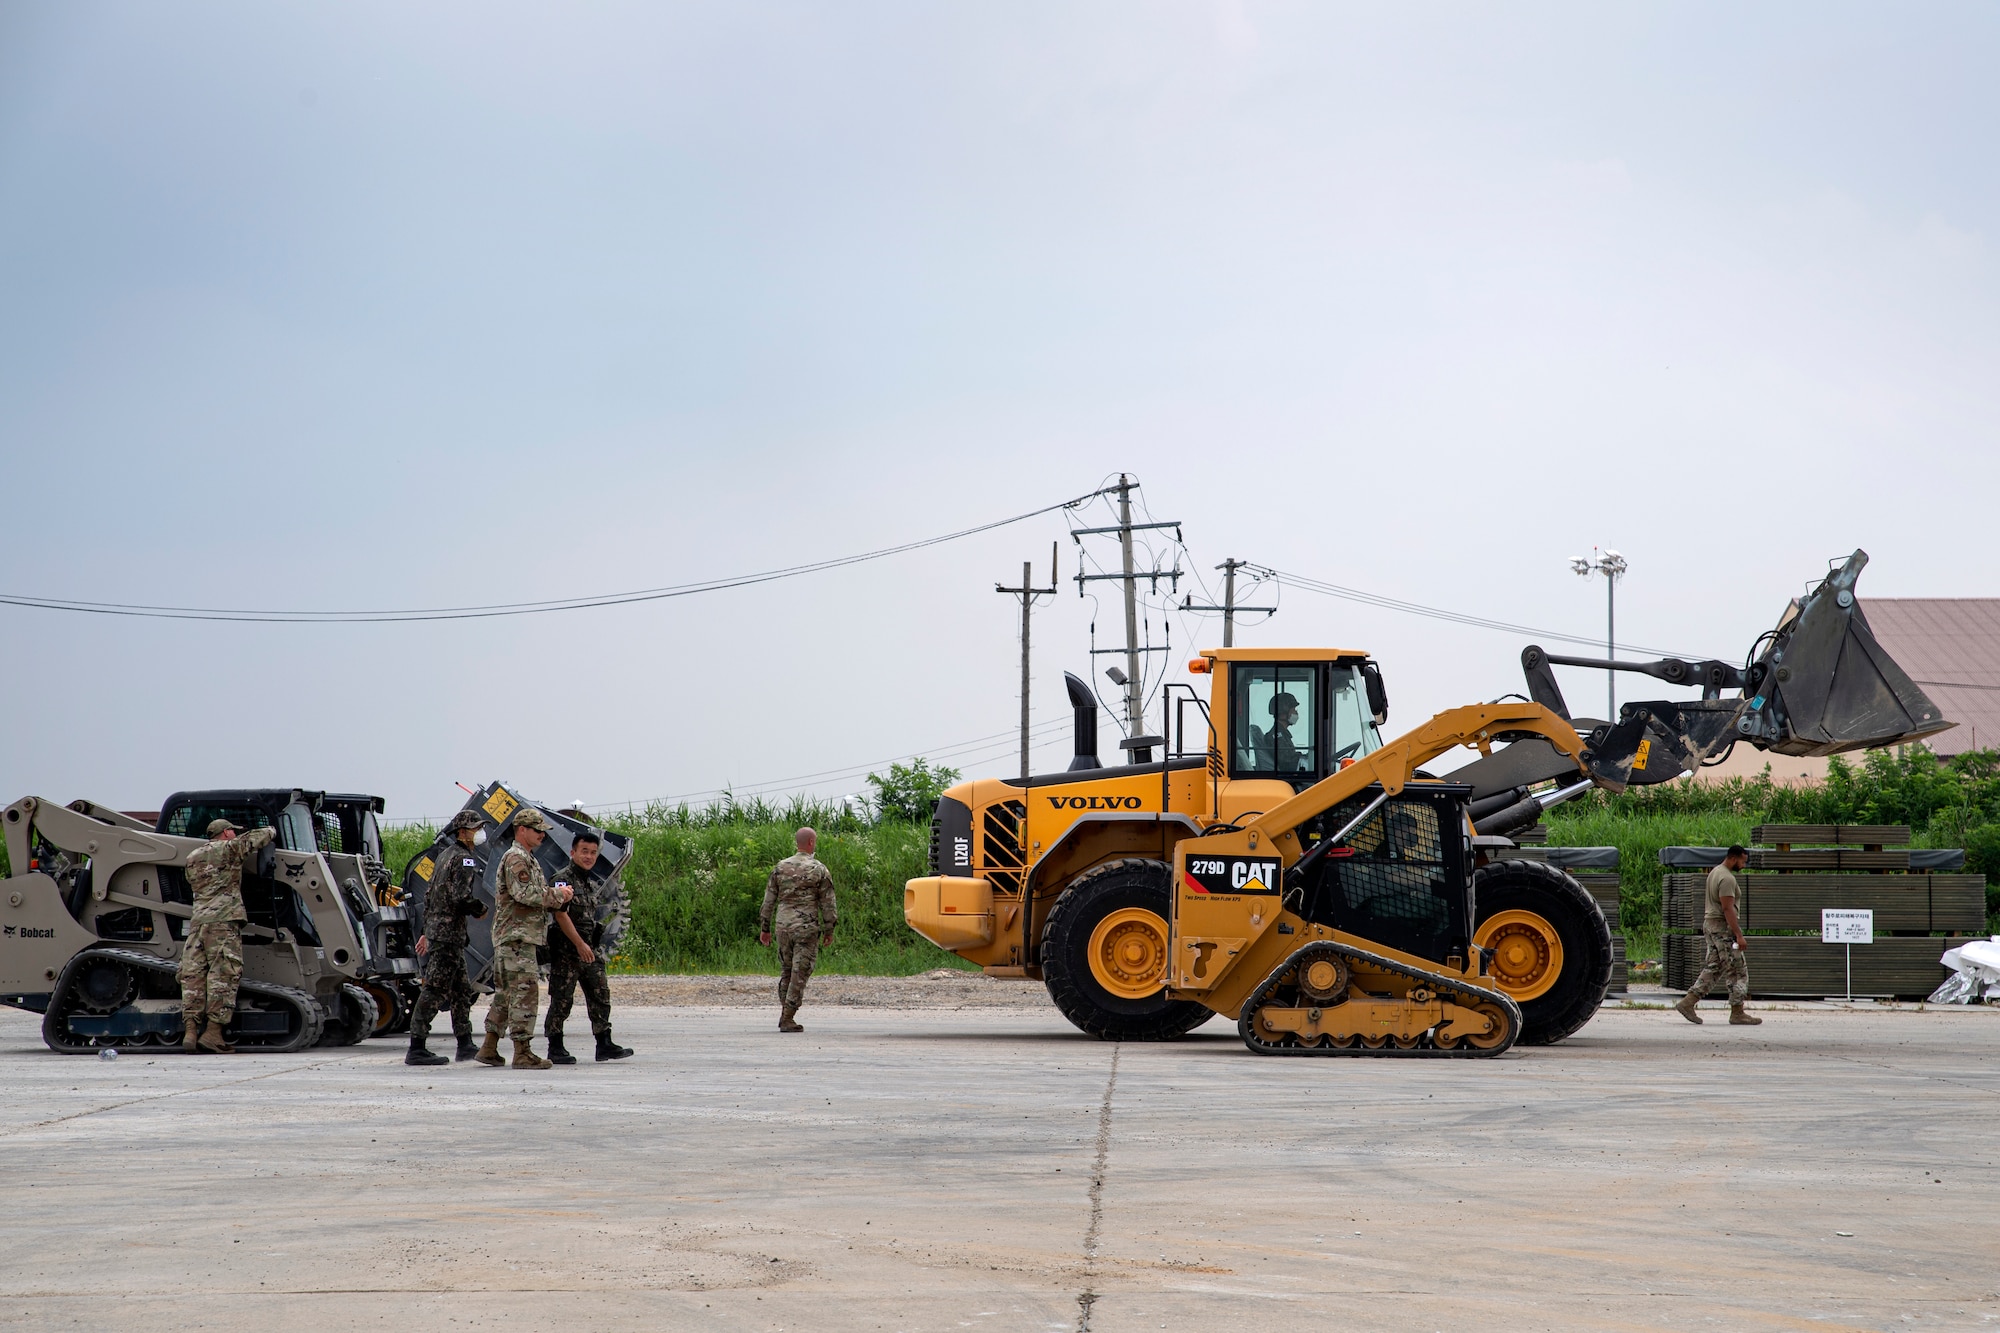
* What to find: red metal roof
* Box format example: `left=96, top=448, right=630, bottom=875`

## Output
left=1861, top=599, right=2000, bottom=756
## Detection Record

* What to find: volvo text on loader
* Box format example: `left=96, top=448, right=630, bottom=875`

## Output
left=904, top=550, right=1950, bottom=1055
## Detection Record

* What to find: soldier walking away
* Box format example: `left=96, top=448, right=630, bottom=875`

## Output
left=1675, top=844, right=1762, bottom=1026
left=544, top=829, right=633, bottom=1064
left=759, top=827, right=837, bottom=1033
left=474, top=808, right=573, bottom=1069
left=406, top=811, right=490, bottom=1066
left=178, top=819, right=278, bottom=1054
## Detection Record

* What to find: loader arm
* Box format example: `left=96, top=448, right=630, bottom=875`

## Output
left=1245, top=702, right=1589, bottom=867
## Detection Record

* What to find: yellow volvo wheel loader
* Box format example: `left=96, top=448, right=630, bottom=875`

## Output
left=906, top=550, right=1950, bottom=1054
left=0, top=791, right=394, bottom=1052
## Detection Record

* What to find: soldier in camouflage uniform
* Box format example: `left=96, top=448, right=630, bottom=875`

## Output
left=405, top=810, right=490, bottom=1066
left=759, top=827, right=837, bottom=1033
left=544, top=830, right=633, bottom=1064
left=1675, top=844, right=1762, bottom=1026
left=474, top=808, right=572, bottom=1069
left=178, top=819, right=278, bottom=1054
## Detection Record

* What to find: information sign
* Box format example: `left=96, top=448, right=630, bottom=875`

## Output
left=1822, top=908, right=1874, bottom=1002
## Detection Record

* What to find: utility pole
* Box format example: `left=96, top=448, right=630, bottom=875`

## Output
left=1184, top=558, right=1276, bottom=648
left=1070, top=473, right=1182, bottom=757
left=996, top=544, right=1058, bottom=782
left=1569, top=548, right=1629, bottom=720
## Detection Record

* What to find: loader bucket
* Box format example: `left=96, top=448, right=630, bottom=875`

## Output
left=1740, top=550, right=1954, bottom=757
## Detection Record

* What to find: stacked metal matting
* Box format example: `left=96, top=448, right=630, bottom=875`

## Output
left=1495, top=831, right=1627, bottom=994
left=1661, top=825, right=1985, bottom=999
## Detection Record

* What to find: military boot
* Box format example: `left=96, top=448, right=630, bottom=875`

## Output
left=511, top=1039, right=553, bottom=1070
left=1729, top=1003, right=1763, bottom=1026
left=405, top=1032, right=449, bottom=1066
left=182, top=1018, right=203, bottom=1053
left=197, top=1025, right=237, bottom=1054
left=474, top=1032, right=506, bottom=1067
left=595, top=1031, right=634, bottom=1061
left=779, top=1005, right=804, bottom=1034
left=1673, top=992, right=1703, bottom=1025
left=454, top=1032, right=479, bottom=1062
left=546, top=1032, right=578, bottom=1066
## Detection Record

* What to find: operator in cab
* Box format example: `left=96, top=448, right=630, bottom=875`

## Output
left=1254, top=692, right=1308, bottom=774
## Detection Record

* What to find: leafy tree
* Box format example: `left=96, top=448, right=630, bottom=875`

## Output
left=866, top=758, right=962, bottom=824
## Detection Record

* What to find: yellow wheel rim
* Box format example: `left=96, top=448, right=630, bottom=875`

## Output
left=1088, top=907, right=1170, bottom=1000
left=1475, top=910, right=1564, bottom=1002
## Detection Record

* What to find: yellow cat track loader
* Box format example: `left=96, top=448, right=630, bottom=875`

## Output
left=905, top=549, right=1950, bottom=1055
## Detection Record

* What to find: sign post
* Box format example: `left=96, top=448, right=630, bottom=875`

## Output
left=1821, top=908, right=1874, bottom=1001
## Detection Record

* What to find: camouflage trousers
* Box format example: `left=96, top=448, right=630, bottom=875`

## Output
left=178, top=922, right=244, bottom=1027
left=777, top=928, right=820, bottom=1011
left=1690, top=929, right=1751, bottom=1004
left=545, top=948, right=612, bottom=1039
left=409, top=941, right=477, bottom=1040
left=483, top=941, right=541, bottom=1041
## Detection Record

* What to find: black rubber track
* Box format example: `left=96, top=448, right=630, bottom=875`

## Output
left=1041, top=858, right=1214, bottom=1041
left=1236, top=939, right=1523, bottom=1057
left=40, top=946, right=326, bottom=1053
left=1473, top=858, right=1612, bottom=1046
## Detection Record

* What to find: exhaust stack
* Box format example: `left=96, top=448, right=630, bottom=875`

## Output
left=1064, top=672, right=1103, bottom=772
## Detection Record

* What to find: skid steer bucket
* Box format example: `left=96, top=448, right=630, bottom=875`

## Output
left=1740, top=551, right=1953, bottom=756
left=1451, top=549, right=1955, bottom=810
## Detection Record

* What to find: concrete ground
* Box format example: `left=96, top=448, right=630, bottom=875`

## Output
left=2, top=993, right=1996, bottom=1332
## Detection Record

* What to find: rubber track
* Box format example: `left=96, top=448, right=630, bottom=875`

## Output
left=1237, top=940, right=1524, bottom=1058
left=42, top=946, right=327, bottom=1055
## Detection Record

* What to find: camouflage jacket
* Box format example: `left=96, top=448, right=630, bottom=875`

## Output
left=424, top=843, right=487, bottom=948
left=491, top=843, right=566, bottom=950
left=185, top=826, right=277, bottom=925
left=546, top=860, right=603, bottom=959
left=760, top=853, right=836, bottom=935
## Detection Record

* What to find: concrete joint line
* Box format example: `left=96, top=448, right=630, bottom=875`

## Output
left=0, top=1054, right=361, bottom=1140
left=1075, top=1044, right=1120, bottom=1333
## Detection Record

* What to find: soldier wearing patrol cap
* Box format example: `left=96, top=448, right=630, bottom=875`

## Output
left=179, top=818, right=278, bottom=1054
left=474, top=807, right=573, bottom=1069
left=406, top=810, right=491, bottom=1065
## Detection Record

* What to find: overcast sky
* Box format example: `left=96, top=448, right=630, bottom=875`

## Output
left=2, top=3, right=1994, bottom=822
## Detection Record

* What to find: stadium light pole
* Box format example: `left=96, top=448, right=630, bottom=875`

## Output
left=1568, top=548, right=1628, bottom=721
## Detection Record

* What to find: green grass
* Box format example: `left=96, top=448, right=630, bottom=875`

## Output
left=381, top=804, right=976, bottom=977
left=1542, top=808, right=1757, bottom=963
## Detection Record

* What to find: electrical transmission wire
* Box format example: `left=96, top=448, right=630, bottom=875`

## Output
left=1259, top=566, right=1716, bottom=661
left=0, top=490, right=1101, bottom=624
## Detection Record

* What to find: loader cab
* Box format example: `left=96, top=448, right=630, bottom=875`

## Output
left=1214, top=651, right=1387, bottom=793
left=318, top=794, right=387, bottom=863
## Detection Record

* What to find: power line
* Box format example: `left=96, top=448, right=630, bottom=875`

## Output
left=1260, top=566, right=1715, bottom=661
left=0, top=490, right=1100, bottom=624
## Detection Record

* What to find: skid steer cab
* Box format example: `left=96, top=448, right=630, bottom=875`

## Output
left=0, top=791, right=391, bottom=1053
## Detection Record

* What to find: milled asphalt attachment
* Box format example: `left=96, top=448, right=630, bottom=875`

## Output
left=1074, top=1044, right=1120, bottom=1332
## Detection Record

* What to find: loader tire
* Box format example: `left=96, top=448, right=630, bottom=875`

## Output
left=1472, top=859, right=1611, bottom=1046
left=1041, top=859, right=1213, bottom=1042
